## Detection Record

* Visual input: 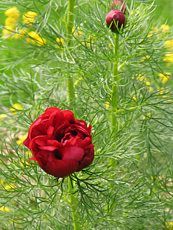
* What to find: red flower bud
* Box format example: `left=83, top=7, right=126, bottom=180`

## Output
left=106, top=9, right=126, bottom=33
left=23, top=107, right=94, bottom=178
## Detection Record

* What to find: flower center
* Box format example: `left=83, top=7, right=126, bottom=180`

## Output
left=56, top=133, right=64, bottom=142
left=71, top=130, right=78, bottom=136
left=54, top=150, right=62, bottom=160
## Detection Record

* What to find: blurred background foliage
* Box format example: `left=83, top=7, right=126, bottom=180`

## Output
left=154, top=0, right=173, bottom=25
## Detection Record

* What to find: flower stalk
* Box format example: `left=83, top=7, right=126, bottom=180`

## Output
left=67, top=0, right=76, bottom=108
left=68, top=178, right=80, bottom=230
left=111, top=33, right=119, bottom=132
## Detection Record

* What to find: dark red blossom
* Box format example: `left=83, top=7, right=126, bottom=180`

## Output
left=106, top=9, right=126, bottom=33
left=23, top=107, right=94, bottom=178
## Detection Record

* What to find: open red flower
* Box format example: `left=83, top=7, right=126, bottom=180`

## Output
left=23, top=107, right=94, bottom=178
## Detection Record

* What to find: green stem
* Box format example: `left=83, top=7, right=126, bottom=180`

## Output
left=68, top=178, right=80, bottom=230
left=67, top=75, right=75, bottom=108
left=111, top=33, right=119, bottom=132
left=67, top=0, right=75, bottom=108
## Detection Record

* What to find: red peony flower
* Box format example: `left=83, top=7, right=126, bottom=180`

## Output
left=23, top=107, right=94, bottom=178
left=106, top=9, right=126, bottom=33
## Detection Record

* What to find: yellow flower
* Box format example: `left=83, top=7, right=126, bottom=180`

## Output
left=10, top=103, right=23, bottom=114
left=132, top=96, right=137, bottom=101
left=0, top=179, right=4, bottom=185
left=147, top=27, right=158, bottom=38
left=161, top=24, right=170, bottom=33
left=145, top=81, right=151, bottom=86
left=25, top=150, right=32, bottom=157
left=164, top=40, right=173, bottom=49
left=141, top=55, right=150, bottom=62
left=0, top=114, right=7, bottom=120
left=158, top=88, right=164, bottom=95
left=136, top=75, right=153, bottom=90
left=137, top=74, right=145, bottom=81
left=158, top=73, right=170, bottom=84
left=147, top=25, right=169, bottom=38
left=4, top=184, right=16, bottom=190
left=23, top=11, right=37, bottom=25
left=16, top=134, right=27, bottom=145
left=163, top=53, right=173, bottom=63
left=88, top=35, right=96, bottom=42
left=72, top=26, right=83, bottom=37
left=5, top=7, right=20, bottom=19
left=5, top=17, right=18, bottom=27
left=0, top=180, right=16, bottom=191
left=13, top=29, right=27, bottom=39
left=104, top=102, right=110, bottom=109
left=147, top=87, right=154, bottom=93
left=20, top=159, right=30, bottom=167
left=166, top=221, right=173, bottom=230
left=26, top=31, right=46, bottom=46
left=56, top=37, right=65, bottom=46
left=0, top=206, right=11, bottom=212
left=3, top=7, right=20, bottom=39
left=82, top=35, right=96, bottom=49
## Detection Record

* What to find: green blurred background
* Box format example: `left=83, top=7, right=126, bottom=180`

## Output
left=155, top=0, right=173, bottom=25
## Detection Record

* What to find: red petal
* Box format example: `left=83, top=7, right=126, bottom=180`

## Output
left=39, top=145, right=57, bottom=151
left=77, top=144, right=94, bottom=171
left=63, top=146, right=84, bottom=161
left=34, top=136, right=48, bottom=146
left=47, top=126, right=54, bottom=137
left=42, top=107, right=60, bottom=118
left=29, top=156, right=37, bottom=161
left=23, top=136, right=30, bottom=148
left=37, top=153, right=78, bottom=178
left=63, top=110, right=75, bottom=122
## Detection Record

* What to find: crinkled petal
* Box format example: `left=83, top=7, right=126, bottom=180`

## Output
left=63, top=110, right=75, bottom=123
left=63, top=146, right=84, bottom=161
left=36, top=152, right=78, bottom=178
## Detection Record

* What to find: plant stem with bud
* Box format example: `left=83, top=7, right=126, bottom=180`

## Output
left=67, top=0, right=75, bottom=108
left=66, top=1, right=79, bottom=229
left=111, top=33, right=119, bottom=132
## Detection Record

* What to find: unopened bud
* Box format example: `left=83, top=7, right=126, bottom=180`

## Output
left=106, top=10, right=126, bottom=33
